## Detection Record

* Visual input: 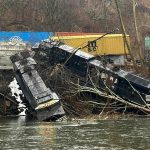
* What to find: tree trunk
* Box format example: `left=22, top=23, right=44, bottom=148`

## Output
left=114, top=0, right=138, bottom=71
left=132, top=0, right=144, bottom=68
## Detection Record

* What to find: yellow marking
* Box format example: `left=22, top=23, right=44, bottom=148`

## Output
left=51, top=34, right=130, bottom=55
left=35, top=100, right=59, bottom=110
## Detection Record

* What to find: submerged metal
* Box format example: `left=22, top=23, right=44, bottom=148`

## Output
left=10, top=51, right=65, bottom=121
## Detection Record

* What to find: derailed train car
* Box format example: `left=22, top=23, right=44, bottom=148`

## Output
left=37, top=40, right=150, bottom=107
left=10, top=51, right=65, bottom=121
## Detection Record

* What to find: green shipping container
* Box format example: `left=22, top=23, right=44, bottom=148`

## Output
left=145, top=36, right=150, bottom=50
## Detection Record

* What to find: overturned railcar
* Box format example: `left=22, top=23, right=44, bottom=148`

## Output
left=10, top=51, right=65, bottom=121
left=37, top=40, right=150, bottom=107
left=114, top=70, right=150, bottom=106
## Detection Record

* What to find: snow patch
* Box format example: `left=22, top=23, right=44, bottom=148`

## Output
left=9, top=78, right=26, bottom=116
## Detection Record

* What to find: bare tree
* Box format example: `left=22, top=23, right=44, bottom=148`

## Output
left=41, top=0, right=75, bottom=31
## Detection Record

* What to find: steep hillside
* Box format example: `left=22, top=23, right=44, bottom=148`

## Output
left=0, top=0, right=149, bottom=37
left=140, top=0, right=150, bottom=8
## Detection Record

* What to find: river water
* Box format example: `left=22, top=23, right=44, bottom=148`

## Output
left=0, top=116, right=149, bottom=150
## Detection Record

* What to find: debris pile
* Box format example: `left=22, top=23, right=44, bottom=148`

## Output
left=32, top=39, right=150, bottom=117
left=1, top=38, right=150, bottom=120
left=0, top=70, right=20, bottom=115
left=0, top=92, right=19, bottom=115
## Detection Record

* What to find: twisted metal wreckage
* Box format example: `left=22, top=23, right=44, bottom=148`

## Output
left=33, top=39, right=150, bottom=113
left=10, top=52, right=65, bottom=121
left=3, top=38, right=150, bottom=121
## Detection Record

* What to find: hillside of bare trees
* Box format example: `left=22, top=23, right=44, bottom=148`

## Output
left=0, top=0, right=149, bottom=34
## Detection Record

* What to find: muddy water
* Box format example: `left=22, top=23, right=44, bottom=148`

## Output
left=0, top=116, right=149, bottom=150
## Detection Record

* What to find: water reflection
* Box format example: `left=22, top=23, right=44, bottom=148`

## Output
left=0, top=116, right=57, bottom=150
left=36, top=123, right=56, bottom=145
left=0, top=117, right=150, bottom=150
